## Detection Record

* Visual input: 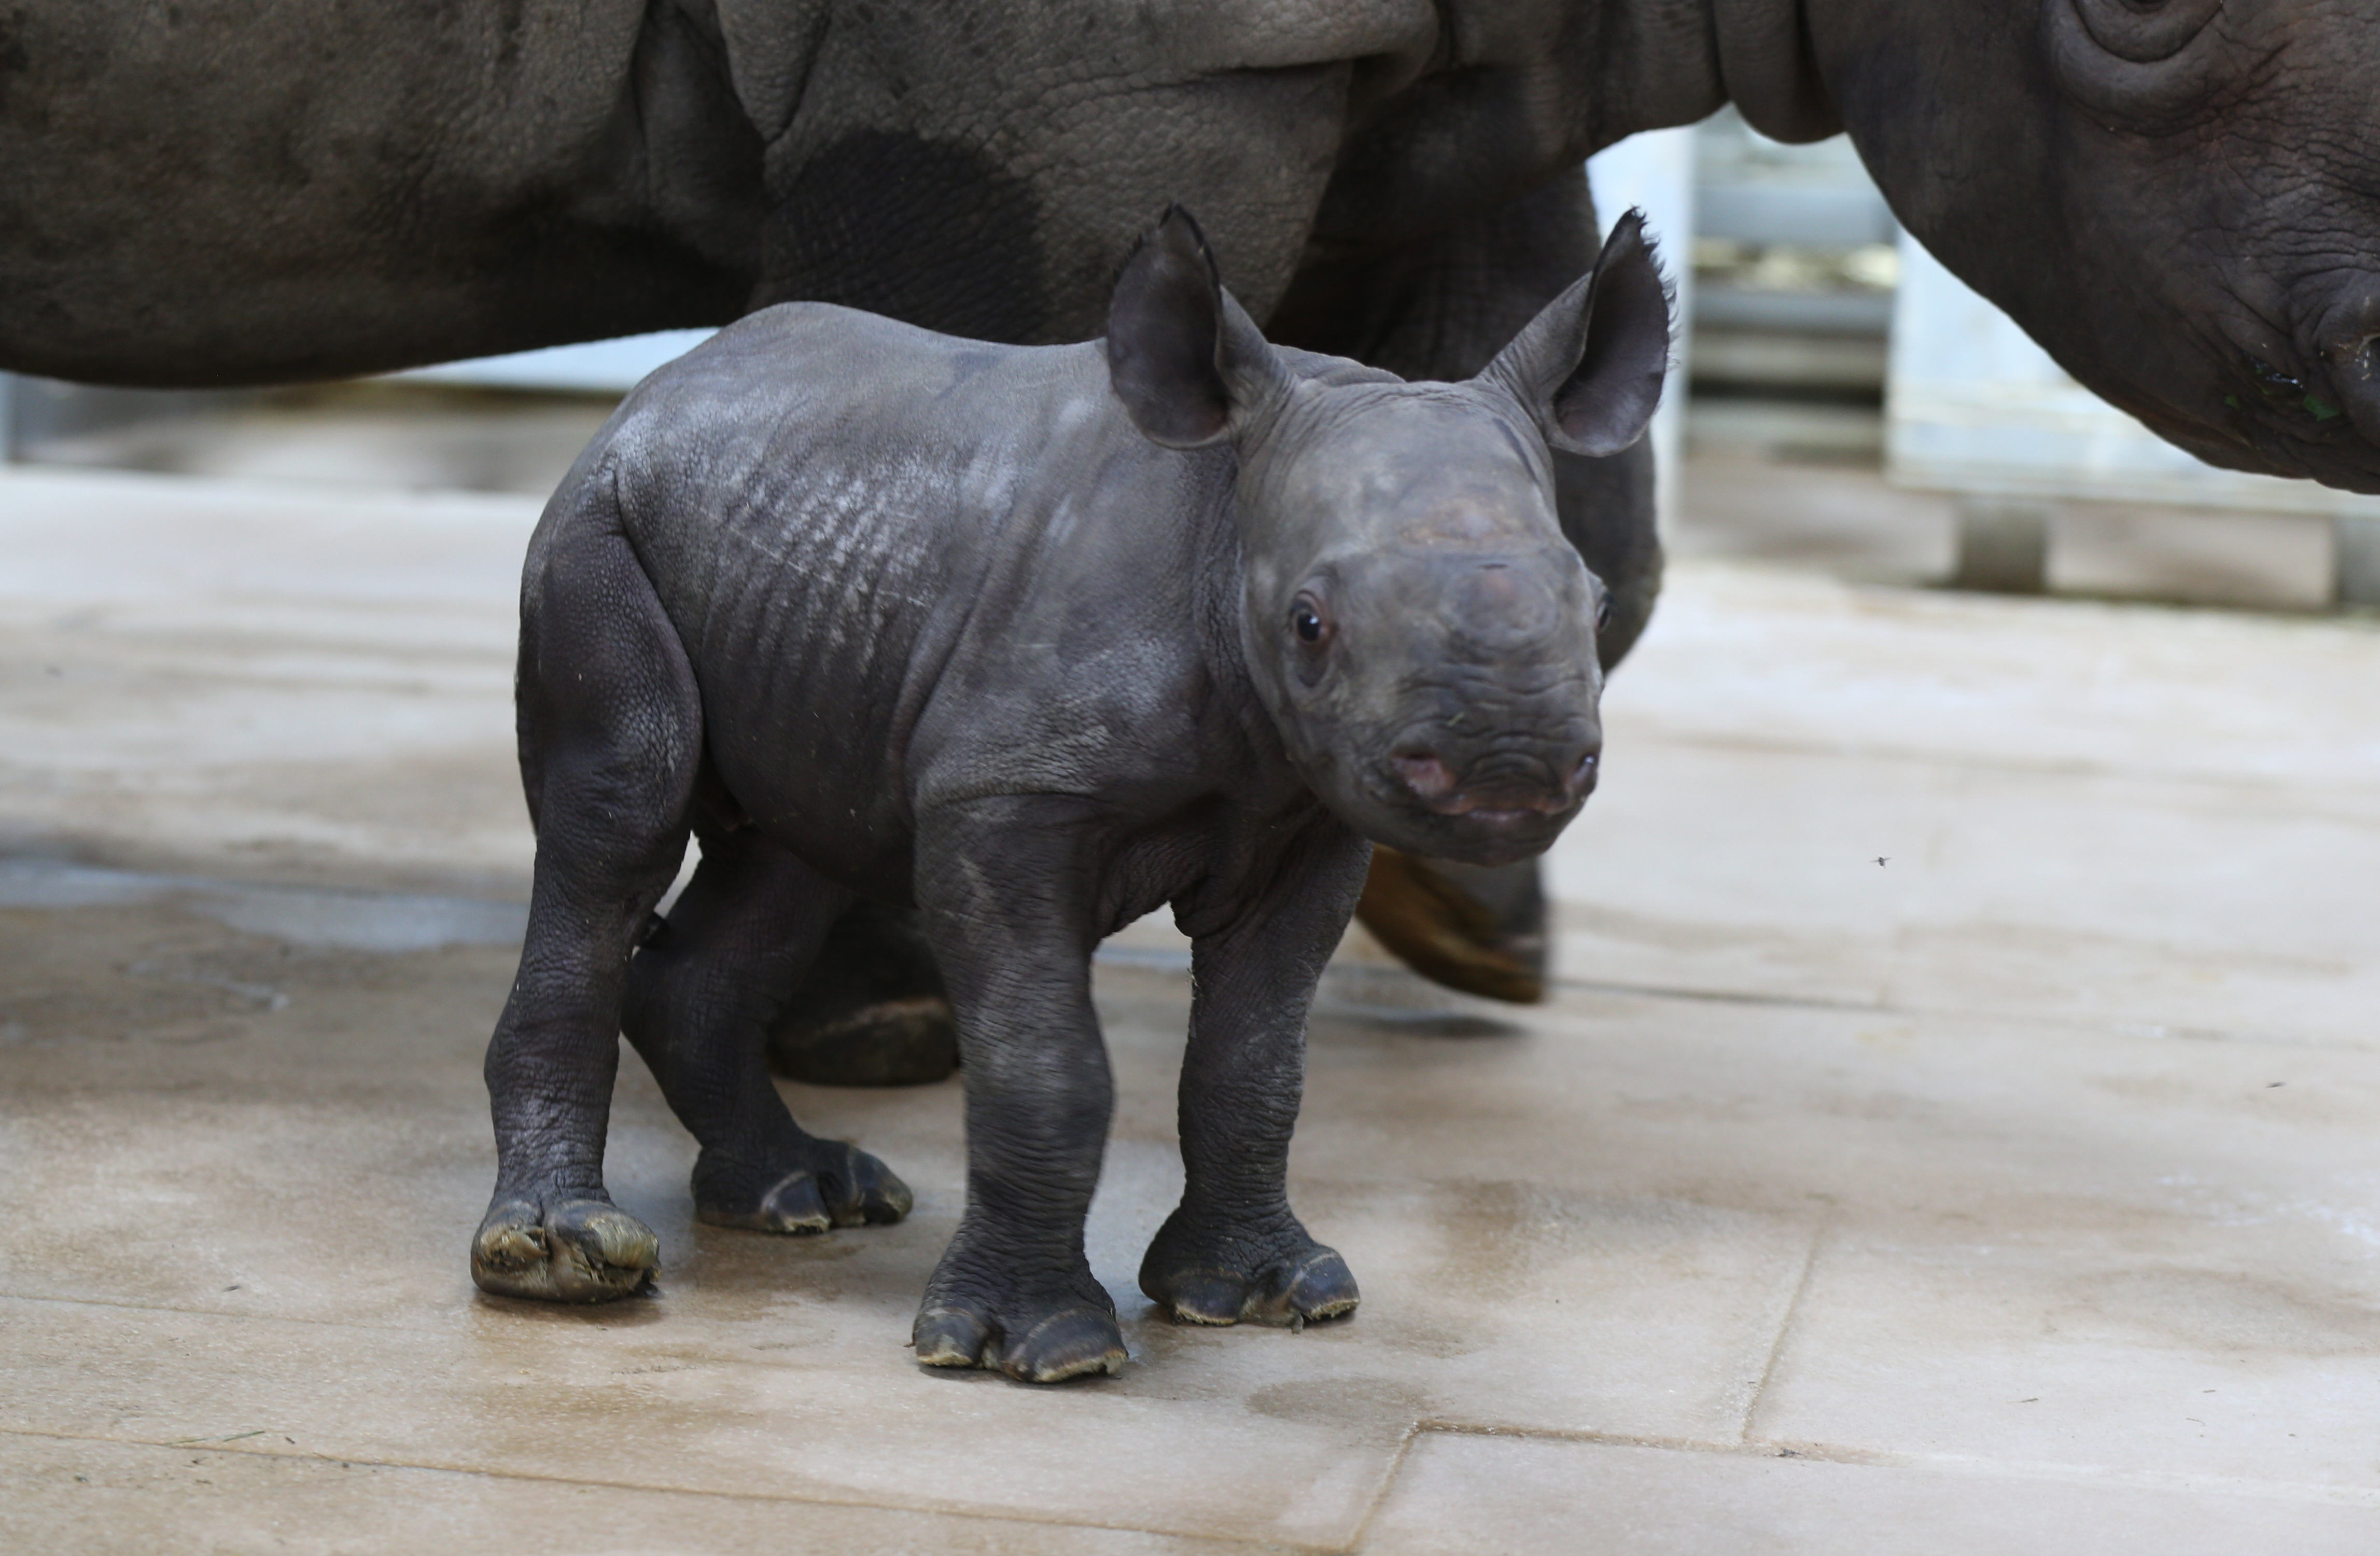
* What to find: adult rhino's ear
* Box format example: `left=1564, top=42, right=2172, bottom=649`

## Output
left=1108, top=205, right=1288, bottom=449
left=1482, top=210, right=1672, bottom=459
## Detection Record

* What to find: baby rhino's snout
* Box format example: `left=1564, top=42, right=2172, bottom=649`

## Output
left=1371, top=555, right=1602, bottom=863
left=1390, top=737, right=1600, bottom=820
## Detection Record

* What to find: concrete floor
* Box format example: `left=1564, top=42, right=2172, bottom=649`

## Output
left=6, top=455, right=2380, bottom=1552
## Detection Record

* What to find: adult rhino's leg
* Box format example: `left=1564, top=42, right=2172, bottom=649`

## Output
left=764, top=900, right=958, bottom=1087
left=622, top=824, right=914, bottom=1233
left=474, top=497, right=701, bottom=1303
left=1141, top=827, right=1371, bottom=1328
left=1269, top=169, right=1663, bottom=1003
left=908, top=798, right=1125, bottom=1384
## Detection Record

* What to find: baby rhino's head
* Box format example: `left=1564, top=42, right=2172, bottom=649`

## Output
left=1106, top=206, right=1670, bottom=867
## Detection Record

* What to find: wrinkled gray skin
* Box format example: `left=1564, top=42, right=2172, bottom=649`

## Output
left=1823, top=0, right=2380, bottom=492
left=473, top=210, right=1668, bottom=1381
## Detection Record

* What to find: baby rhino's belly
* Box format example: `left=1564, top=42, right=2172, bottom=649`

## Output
left=701, top=696, right=918, bottom=902
left=656, top=536, right=934, bottom=906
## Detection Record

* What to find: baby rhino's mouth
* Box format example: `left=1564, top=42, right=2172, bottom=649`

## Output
left=1390, top=747, right=1598, bottom=824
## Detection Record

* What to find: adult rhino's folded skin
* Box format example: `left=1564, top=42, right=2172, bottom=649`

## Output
left=474, top=204, right=1669, bottom=1382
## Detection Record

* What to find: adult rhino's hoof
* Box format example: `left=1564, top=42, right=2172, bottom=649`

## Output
left=694, top=1140, right=913, bottom=1234
left=913, top=1300, right=1127, bottom=1384
left=1139, top=1217, right=1359, bottom=1328
left=1354, top=849, right=1547, bottom=1005
left=767, top=902, right=959, bottom=1086
left=472, top=1195, right=659, bottom=1303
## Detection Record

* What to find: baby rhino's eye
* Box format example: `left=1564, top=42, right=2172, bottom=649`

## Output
left=1595, top=590, right=1614, bottom=631
left=1292, top=594, right=1330, bottom=645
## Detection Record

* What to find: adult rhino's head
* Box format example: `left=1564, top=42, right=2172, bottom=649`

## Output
left=1105, top=206, right=1669, bottom=868
left=1812, top=0, right=2380, bottom=491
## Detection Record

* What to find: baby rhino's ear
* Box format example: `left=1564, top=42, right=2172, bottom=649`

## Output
left=1107, top=205, right=1287, bottom=449
left=1480, top=209, right=1672, bottom=457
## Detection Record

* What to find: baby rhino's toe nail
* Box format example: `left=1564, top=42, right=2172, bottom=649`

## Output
left=1005, top=1308, right=1127, bottom=1384
left=913, top=1307, right=991, bottom=1369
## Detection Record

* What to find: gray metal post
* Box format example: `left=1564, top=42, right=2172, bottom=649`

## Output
left=1952, top=496, right=2052, bottom=593
left=2336, top=514, right=2380, bottom=608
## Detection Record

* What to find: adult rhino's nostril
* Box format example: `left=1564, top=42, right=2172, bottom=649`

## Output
left=1392, top=751, right=1459, bottom=801
left=2326, top=339, right=2380, bottom=443
left=2330, top=331, right=2380, bottom=379
left=2315, top=284, right=2380, bottom=442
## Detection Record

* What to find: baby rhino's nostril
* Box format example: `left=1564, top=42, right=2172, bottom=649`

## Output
left=1569, top=750, right=1600, bottom=797
left=1392, top=751, right=1459, bottom=801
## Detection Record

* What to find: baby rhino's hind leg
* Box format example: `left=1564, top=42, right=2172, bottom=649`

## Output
left=624, top=827, right=914, bottom=1234
left=474, top=507, right=703, bottom=1304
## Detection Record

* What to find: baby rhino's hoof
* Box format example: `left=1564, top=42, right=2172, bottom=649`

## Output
left=472, top=1196, right=659, bottom=1303
left=694, top=1141, right=913, bottom=1234
left=1141, top=1231, right=1360, bottom=1328
left=913, top=1297, right=1127, bottom=1384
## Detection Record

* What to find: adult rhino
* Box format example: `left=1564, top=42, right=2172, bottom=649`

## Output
left=7, top=0, right=2374, bottom=1060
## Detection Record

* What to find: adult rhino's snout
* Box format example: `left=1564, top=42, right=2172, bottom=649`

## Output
left=2315, top=278, right=2380, bottom=446
left=2213, top=275, right=2380, bottom=491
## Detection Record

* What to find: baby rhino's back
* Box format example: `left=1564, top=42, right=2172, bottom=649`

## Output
left=591, top=305, right=1119, bottom=892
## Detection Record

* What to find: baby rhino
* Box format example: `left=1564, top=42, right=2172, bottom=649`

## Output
left=473, top=206, right=1670, bottom=1382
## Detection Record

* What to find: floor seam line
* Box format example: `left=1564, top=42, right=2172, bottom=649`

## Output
left=0, top=1290, right=453, bottom=1336
left=1546, top=976, right=1884, bottom=1013
left=1411, top=1422, right=1747, bottom=1453
left=1737, top=1214, right=1828, bottom=1446
left=1628, top=727, right=2380, bottom=799
left=1339, top=1421, right=1424, bottom=1554
left=1385, top=1424, right=2380, bottom=1507
left=1541, top=974, right=2355, bottom=1052
left=0, top=1425, right=1334, bottom=1551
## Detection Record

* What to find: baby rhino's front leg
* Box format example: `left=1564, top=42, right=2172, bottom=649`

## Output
left=908, top=802, right=1129, bottom=1384
left=1140, top=829, right=1372, bottom=1328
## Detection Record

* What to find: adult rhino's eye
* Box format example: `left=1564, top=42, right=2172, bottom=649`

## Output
left=1595, top=592, right=1615, bottom=631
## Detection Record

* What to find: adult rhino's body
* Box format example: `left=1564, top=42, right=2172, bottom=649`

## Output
left=2, top=1, right=1764, bottom=386
left=6, top=0, right=1709, bottom=1007
left=12, top=0, right=2378, bottom=501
